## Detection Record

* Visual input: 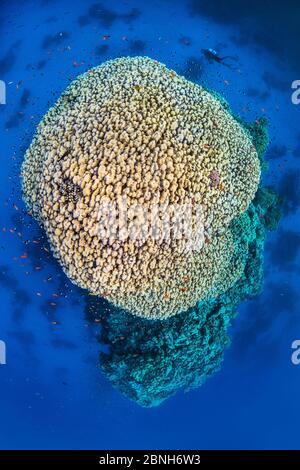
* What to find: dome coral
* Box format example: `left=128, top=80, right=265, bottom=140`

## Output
left=21, top=56, right=261, bottom=319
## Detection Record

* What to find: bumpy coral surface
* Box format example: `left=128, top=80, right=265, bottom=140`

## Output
left=87, top=184, right=282, bottom=407
left=21, top=56, right=261, bottom=319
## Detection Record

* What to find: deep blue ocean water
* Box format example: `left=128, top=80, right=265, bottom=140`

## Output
left=0, top=0, right=300, bottom=450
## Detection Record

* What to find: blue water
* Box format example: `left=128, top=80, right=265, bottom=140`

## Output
left=0, top=0, right=300, bottom=450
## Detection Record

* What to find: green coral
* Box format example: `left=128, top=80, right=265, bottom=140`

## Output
left=246, top=117, right=269, bottom=162
left=254, top=186, right=282, bottom=230
left=238, top=116, right=269, bottom=168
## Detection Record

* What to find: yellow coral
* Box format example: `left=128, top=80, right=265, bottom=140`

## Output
left=21, top=56, right=260, bottom=319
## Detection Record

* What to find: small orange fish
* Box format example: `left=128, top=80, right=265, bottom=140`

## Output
left=20, top=253, right=28, bottom=259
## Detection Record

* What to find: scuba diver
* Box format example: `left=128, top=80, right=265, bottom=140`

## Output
left=202, top=48, right=238, bottom=70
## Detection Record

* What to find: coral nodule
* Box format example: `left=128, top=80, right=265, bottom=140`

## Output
left=21, top=56, right=261, bottom=319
